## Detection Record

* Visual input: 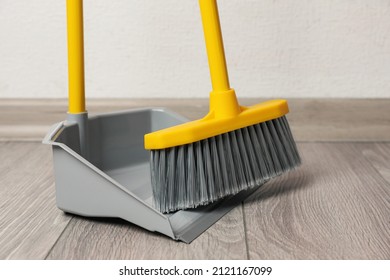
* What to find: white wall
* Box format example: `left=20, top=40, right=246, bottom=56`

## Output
left=1, top=0, right=390, bottom=99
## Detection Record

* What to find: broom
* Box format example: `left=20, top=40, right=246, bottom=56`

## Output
left=145, top=0, right=301, bottom=213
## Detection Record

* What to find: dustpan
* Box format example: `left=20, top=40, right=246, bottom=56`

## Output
left=43, top=108, right=263, bottom=242
left=44, top=0, right=265, bottom=243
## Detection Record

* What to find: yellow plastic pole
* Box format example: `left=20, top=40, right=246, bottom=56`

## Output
left=199, top=0, right=230, bottom=93
left=199, top=0, right=240, bottom=118
left=66, top=0, right=86, bottom=114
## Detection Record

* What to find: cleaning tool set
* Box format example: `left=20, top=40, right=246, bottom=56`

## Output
left=44, top=0, right=279, bottom=243
left=44, top=0, right=300, bottom=242
left=145, top=0, right=301, bottom=213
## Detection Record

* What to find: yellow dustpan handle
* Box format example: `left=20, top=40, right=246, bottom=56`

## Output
left=66, top=0, right=88, bottom=159
left=199, top=0, right=240, bottom=118
left=67, top=0, right=86, bottom=114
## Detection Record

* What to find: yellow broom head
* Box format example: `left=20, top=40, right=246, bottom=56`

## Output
left=145, top=89, right=289, bottom=150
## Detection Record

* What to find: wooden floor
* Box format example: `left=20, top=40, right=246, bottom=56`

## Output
left=0, top=99, right=389, bottom=259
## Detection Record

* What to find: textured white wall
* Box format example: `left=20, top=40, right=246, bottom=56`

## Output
left=0, top=0, right=390, bottom=99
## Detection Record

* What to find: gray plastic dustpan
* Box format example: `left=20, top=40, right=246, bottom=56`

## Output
left=43, top=108, right=263, bottom=243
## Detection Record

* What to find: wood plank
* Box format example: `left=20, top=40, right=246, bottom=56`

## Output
left=286, top=99, right=390, bottom=142
left=1, top=98, right=390, bottom=142
left=0, top=142, right=71, bottom=259
left=244, top=143, right=390, bottom=259
left=362, top=143, right=390, bottom=184
left=46, top=206, right=247, bottom=260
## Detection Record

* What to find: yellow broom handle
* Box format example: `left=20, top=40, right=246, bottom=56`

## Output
left=67, top=0, right=86, bottom=114
left=199, top=0, right=231, bottom=93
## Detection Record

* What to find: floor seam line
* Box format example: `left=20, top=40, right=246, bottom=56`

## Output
left=44, top=216, right=73, bottom=260
left=242, top=203, right=250, bottom=260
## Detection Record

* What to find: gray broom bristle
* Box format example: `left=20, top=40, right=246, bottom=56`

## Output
left=150, top=115, right=301, bottom=213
